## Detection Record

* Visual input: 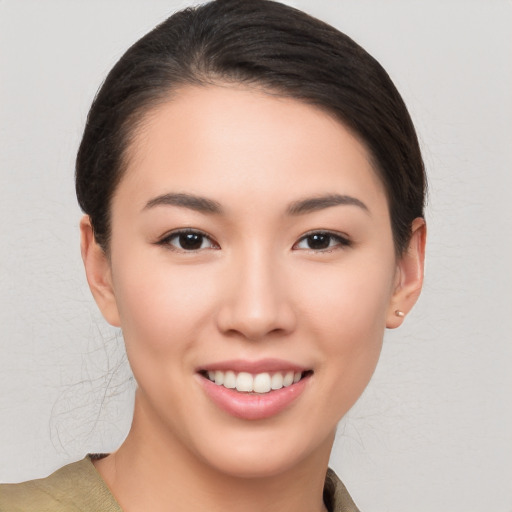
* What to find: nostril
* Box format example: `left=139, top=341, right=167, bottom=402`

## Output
left=216, top=305, right=297, bottom=342
left=214, top=270, right=297, bottom=340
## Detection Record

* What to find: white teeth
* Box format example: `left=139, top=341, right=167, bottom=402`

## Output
left=271, top=372, right=283, bottom=390
left=214, top=370, right=224, bottom=386
left=253, top=373, right=271, bottom=393
left=283, top=371, right=294, bottom=387
left=223, top=370, right=236, bottom=389
left=236, top=372, right=253, bottom=392
left=205, top=370, right=305, bottom=393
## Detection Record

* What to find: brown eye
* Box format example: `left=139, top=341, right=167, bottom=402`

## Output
left=159, top=230, right=218, bottom=252
left=305, top=234, right=331, bottom=250
left=177, top=232, right=205, bottom=250
left=294, top=231, right=350, bottom=251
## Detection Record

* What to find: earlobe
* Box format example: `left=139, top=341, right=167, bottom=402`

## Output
left=79, top=215, right=121, bottom=327
left=386, top=218, right=426, bottom=329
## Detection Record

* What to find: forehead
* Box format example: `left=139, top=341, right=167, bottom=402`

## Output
left=115, top=84, right=388, bottom=215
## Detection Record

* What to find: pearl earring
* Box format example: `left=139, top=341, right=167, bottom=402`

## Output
left=394, top=310, right=405, bottom=318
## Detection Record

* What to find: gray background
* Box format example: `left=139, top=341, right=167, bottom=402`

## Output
left=1, top=1, right=511, bottom=511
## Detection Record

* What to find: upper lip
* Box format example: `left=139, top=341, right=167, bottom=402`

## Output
left=197, top=358, right=309, bottom=374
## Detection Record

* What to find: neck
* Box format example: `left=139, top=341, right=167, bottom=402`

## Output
left=94, top=391, right=333, bottom=512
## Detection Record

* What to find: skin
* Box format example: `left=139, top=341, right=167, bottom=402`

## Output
left=80, top=84, right=425, bottom=512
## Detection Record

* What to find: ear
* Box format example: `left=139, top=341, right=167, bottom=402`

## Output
left=80, top=215, right=121, bottom=327
left=386, top=217, right=426, bottom=329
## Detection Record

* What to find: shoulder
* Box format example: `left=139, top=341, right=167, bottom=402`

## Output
left=324, top=467, right=361, bottom=512
left=0, top=457, right=122, bottom=512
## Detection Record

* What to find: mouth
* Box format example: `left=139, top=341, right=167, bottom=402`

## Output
left=196, top=359, right=313, bottom=420
left=198, top=369, right=313, bottom=394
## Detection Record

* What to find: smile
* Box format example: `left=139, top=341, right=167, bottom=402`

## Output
left=197, top=359, right=313, bottom=420
left=203, top=370, right=309, bottom=394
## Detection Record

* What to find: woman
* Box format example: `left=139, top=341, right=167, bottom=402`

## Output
left=0, top=0, right=426, bottom=510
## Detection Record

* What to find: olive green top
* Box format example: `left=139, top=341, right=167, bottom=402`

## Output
left=0, top=456, right=360, bottom=512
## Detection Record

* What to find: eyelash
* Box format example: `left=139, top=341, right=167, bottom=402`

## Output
left=156, top=229, right=220, bottom=252
left=156, top=229, right=351, bottom=253
left=293, top=231, right=351, bottom=252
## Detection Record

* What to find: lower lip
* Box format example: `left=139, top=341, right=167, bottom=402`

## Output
left=199, top=374, right=310, bottom=420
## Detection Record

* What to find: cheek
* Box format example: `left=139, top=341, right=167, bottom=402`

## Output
left=295, top=255, right=395, bottom=395
left=298, top=254, right=395, bottom=334
left=110, top=256, right=220, bottom=356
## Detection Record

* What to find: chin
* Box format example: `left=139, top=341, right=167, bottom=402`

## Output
left=190, top=423, right=335, bottom=480
left=203, top=450, right=306, bottom=480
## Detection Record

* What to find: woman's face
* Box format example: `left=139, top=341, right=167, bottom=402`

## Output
left=86, top=85, right=415, bottom=478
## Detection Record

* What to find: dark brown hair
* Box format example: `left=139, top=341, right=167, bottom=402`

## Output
left=76, top=0, right=426, bottom=253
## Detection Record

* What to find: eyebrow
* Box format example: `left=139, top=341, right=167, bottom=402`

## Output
left=144, top=193, right=223, bottom=214
left=143, top=192, right=368, bottom=216
left=286, top=194, right=369, bottom=215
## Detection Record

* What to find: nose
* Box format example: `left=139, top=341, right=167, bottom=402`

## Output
left=216, top=250, right=297, bottom=341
